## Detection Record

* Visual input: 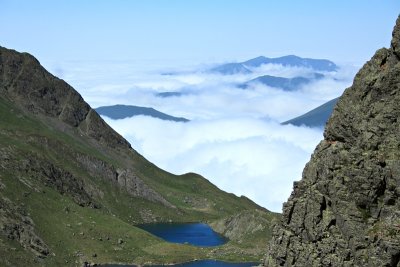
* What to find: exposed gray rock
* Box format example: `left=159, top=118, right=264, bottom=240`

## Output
left=0, top=148, right=94, bottom=208
left=265, top=16, right=400, bottom=267
left=211, top=210, right=277, bottom=242
left=76, top=153, right=175, bottom=208
left=0, top=197, right=49, bottom=258
left=116, top=168, right=175, bottom=208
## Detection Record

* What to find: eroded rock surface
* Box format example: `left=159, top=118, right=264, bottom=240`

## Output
left=0, top=186, right=49, bottom=258
left=265, top=16, right=400, bottom=267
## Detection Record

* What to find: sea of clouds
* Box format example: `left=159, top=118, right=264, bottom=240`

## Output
left=46, top=59, right=358, bottom=212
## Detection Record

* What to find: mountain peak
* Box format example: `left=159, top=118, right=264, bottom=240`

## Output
left=248, top=55, right=268, bottom=61
left=278, top=55, right=299, bottom=59
left=255, top=55, right=267, bottom=59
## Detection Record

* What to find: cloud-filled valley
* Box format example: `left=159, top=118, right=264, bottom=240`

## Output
left=47, top=58, right=358, bottom=212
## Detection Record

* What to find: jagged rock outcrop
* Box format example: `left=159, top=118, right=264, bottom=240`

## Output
left=77, top=154, right=174, bottom=208
left=0, top=198, right=49, bottom=258
left=211, top=209, right=277, bottom=242
left=0, top=197, right=49, bottom=258
left=0, top=149, right=50, bottom=257
left=265, top=16, right=400, bottom=267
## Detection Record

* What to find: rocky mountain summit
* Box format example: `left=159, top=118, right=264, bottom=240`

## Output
left=264, top=16, right=400, bottom=267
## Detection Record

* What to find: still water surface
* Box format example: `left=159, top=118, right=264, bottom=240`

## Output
left=138, top=223, right=227, bottom=246
left=104, top=223, right=259, bottom=266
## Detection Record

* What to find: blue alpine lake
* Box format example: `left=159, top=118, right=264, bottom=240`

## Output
left=103, top=223, right=259, bottom=267
left=104, top=260, right=258, bottom=267
left=137, top=223, right=227, bottom=246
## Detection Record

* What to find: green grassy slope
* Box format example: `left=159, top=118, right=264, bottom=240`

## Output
left=0, top=47, right=279, bottom=266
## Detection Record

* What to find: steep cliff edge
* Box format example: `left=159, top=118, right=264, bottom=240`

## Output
left=265, top=16, right=400, bottom=267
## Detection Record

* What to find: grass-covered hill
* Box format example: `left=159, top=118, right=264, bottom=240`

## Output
left=0, top=46, right=279, bottom=266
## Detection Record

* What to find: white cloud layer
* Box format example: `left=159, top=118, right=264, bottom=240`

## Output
left=103, top=116, right=322, bottom=211
left=47, top=60, right=357, bottom=212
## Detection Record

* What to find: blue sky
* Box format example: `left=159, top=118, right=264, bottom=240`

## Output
left=1, top=0, right=399, bottom=64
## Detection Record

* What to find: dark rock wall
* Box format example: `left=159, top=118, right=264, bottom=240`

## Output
left=265, top=16, right=400, bottom=267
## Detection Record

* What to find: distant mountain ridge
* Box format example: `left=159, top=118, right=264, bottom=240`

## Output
left=96, top=104, right=189, bottom=122
left=240, top=73, right=325, bottom=91
left=211, top=55, right=338, bottom=75
left=210, top=63, right=252, bottom=75
left=156, top=91, right=184, bottom=98
left=282, top=97, right=338, bottom=127
left=243, top=55, right=337, bottom=71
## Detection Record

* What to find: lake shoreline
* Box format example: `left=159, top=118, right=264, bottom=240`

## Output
left=98, top=222, right=260, bottom=267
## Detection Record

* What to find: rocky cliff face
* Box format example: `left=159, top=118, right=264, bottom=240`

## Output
left=265, top=16, right=400, bottom=267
